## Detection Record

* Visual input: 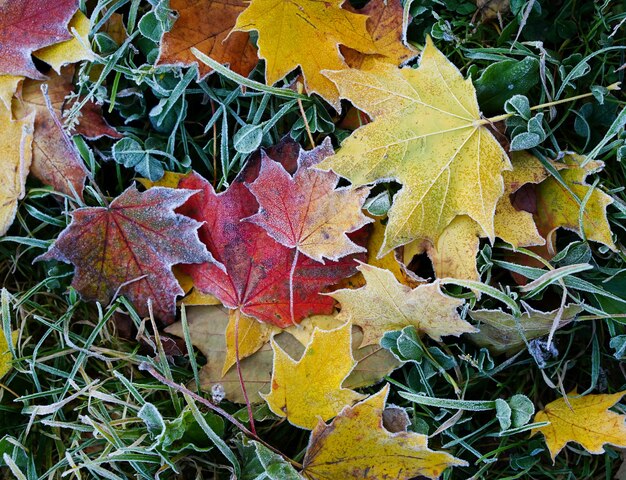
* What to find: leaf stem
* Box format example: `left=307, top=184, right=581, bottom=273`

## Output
left=289, top=249, right=300, bottom=326
left=234, top=308, right=257, bottom=436
left=478, top=82, right=621, bottom=125
left=139, top=362, right=303, bottom=469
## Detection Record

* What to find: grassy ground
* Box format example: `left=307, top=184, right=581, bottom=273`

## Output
left=1, top=0, right=626, bottom=478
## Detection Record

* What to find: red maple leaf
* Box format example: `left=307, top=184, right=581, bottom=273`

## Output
left=178, top=165, right=367, bottom=328
left=245, top=137, right=372, bottom=263
left=0, top=0, right=78, bottom=79
left=36, top=186, right=211, bottom=323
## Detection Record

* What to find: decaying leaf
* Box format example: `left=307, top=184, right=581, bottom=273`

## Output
left=167, top=307, right=399, bottom=404
left=177, top=166, right=365, bottom=328
left=342, top=0, right=418, bottom=69
left=0, top=0, right=77, bottom=79
left=0, top=108, right=34, bottom=236
left=330, top=263, right=475, bottom=347
left=245, top=138, right=372, bottom=262
left=34, top=10, right=94, bottom=73
left=36, top=186, right=211, bottom=323
left=469, top=303, right=582, bottom=355
left=318, top=37, right=510, bottom=254
left=223, top=311, right=279, bottom=375
left=535, top=154, right=616, bottom=252
left=532, top=390, right=626, bottom=461
left=263, top=322, right=365, bottom=429
left=234, top=0, right=378, bottom=107
left=157, top=0, right=258, bottom=78
left=14, top=70, right=88, bottom=198
left=0, top=330, right=17, bottom=379
left=301, top=384, right=467, bottom=479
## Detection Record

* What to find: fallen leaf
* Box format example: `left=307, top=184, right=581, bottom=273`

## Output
left=0, top=0, right=77, bottom=79
left=364, top=216, right=422, bottom=287
left=177, top=168, right=365, bottom=328
left=0, top=108, right=34, bottom=236
left=535, top=154, right=616, bottom=251
left=532, top=390, right=626, bottom=461
left=0, top=76, right=22, bottom=111
left=158, top=0, right=258, bottom=78
left=167, top=307, right=399, bottom=403
left=469, top=303, right=582, bottom=355
left=245, top=137, right=372, bottom=262
left=476, top=0, right=510, bottom=22
left=403, top=151, right=548, bottom=281
left=263, top=322, right=365, bottom=429
left=14, top=71, right=89, bottom=198
left=329, top=263, right=475, bottom=347
left=101, top=12, right=127, bottom=46
left=341, top=0, right=418, bottom=69
left=0, top=330, right=17, bottom=379
left=318, top=36, right=510, bottom=254
left=234, top=0, right=378, bottom=107
left=35, top=185, right=211, bottom=323
left=223, top=311, right=279, bottom=375
left=165, top=305, right=305, bottom=404
left=34, top=10, right=94, bottom=73
left=301, top=384, right=467, bottom=479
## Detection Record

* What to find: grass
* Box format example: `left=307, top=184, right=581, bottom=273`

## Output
left=1, top=0, right=626, bottom=478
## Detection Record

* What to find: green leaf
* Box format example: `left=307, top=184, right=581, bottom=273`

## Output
left=475, top=58, right=539, bottom=114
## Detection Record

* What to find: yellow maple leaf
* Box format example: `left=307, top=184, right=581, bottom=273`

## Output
left=34, top=11, right=94, bottom=73
left=0, top=75, right=22, bottom=111
left=0, top=330, right=17, bottom=379
left=330, top=263, right=476, bottom=347
left=301, top=384, right=467, bottom=479
left=403, top=151, right=547, bottom=281
left=222, top=310, right=279, bottom=375
left=262, top=322, right=365, bottom=429
left=318, top=36, right=510, bottom=254
left=535, top=153, right=616, bottom=251
left=469, top=303, right=582, bottom=355
left=532, top=390, right=626, bottom=461
left=233, top=0, right=378, bottom=107
left=0, top=107, right=34, bottom=236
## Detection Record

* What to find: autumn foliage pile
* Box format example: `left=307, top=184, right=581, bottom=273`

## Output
left=1, top=0, right=626, bottom=479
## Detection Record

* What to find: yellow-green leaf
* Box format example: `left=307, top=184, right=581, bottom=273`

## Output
left=330, top=263, right=475, bottom=347
left=301, top=384, right=467, bottom=479
left=318, top=36, right=510, bottom=253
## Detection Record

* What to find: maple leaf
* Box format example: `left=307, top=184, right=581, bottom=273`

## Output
left=535, top=154, right=616, bottom=251
left=245, top=137, right=372, bottom=262
left=0, top=330, right=17, bottom=379
left=36, top=186, right=211, bottom=323
left=262, top=322, right=365, bottom=429
left=341, top=0, right=419, bottom=69
left=318, top=36, right=510, bottom=253
left=233, top=0, right=379, bottom=107
left=0, top=0, right=77, bottom=79
left=0, top=76, right=22, bottom=111
left=167, top=306, right=400, bottom=404
left=177, top=167, right=366, bottom=328
left=301, top=384, right=467, bottom=479
left=222, top=311, right=279, bottom=375
left=14, top=70, right=88, bottom=198
left=531, top=390, right=626, bottom=461
left=33, top=10, right=94, bottom=74
left=157, top=0, right=258, bottom=78
left=403, top=151, right=548, bottom=281
left=0, top=108, right=34, bottom=236
left=329, top=263, right=476, bottom=347
left=469, top=303, right=582, bottom=355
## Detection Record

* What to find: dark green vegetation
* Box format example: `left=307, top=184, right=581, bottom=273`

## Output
left=1, top=0, right=625, bottom=478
